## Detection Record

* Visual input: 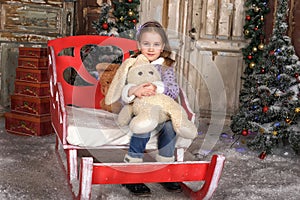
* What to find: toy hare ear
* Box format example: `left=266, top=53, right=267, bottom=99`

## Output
left=105, top=57, right=137, bottom=105
left=135, top=54, right=149, bottom=65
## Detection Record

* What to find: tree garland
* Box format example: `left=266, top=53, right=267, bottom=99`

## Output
left=242, top=0, right=270, bottom=75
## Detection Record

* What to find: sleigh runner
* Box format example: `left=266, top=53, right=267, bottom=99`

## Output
left=48, top=35, right=225, bottom=199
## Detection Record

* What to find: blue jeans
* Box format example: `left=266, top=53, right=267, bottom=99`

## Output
left=127, top=120, right=176, bottom=158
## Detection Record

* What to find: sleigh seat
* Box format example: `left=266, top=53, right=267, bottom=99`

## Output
left=48, top=35, right=225, bottom=200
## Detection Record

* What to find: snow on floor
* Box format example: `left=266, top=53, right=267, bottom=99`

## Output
left=212, top=148, right=300, bottom=200
left=0, top=115, right=300, bottom=200
left=87, top=144, right=300, bottom=200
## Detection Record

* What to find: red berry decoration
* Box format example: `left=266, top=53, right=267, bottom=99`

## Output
left=102, top=22, right=109, bottom=30
left=241, top=129, right=248, bottom=136
left=261, top=68, right=265, bottom=73
left=259, top=151, right=267, bottom=159
left=246, top=15, right=251, bottom=20
left=295, top=73, right=299, bottom=78
left=132, top=19, right=137, bottom=24
left=262, top=106, right=268, bottom=113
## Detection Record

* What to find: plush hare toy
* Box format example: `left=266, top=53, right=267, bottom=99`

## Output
left=105, top=54, right=197, bottom=139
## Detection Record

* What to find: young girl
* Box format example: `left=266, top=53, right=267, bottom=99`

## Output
left=121, top=21, right=182, bottom=196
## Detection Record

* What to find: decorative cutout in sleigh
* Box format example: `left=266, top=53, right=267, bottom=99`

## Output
left=47, top=35, right=225, bottom=200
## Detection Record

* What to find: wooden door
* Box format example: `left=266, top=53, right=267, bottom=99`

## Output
left=176, top=0, right=246, bottom=119
left=75, top=0, right=105, bottom=35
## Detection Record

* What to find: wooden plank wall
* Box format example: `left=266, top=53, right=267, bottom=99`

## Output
left=0, top=0, right=74, bottom=107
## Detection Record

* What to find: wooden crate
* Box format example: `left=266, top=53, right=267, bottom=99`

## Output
left=18, top=47, right=47, bottom=58
left=14, top=81, right=49, bottom=97
left=16, top=67, right=49, bottom=83
left=10, top=95, right=50, bottom=116
left=18, top=57, right=48, bottom=69
left=4, top=112, right=52, bottom=136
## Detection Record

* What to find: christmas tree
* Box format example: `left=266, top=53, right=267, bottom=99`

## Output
left=93, top=0, right=140, bottom=39
left=113, top=0, right=140, bottom=39
left=230, top=0, right=300, bottom=157
left=93, top=3, right=119, bottom=36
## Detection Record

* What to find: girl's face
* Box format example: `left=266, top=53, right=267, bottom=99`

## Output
left=138, top=31, right=165, bottom=62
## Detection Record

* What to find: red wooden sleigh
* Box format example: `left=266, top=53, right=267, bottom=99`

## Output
left=47, top=35, right=225, bottom=200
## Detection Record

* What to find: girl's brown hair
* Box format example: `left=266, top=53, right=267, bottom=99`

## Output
left=133, top=21, right=175, bottom=67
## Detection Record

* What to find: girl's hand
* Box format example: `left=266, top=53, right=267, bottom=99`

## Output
left=129, top=83, right=157, bottom=98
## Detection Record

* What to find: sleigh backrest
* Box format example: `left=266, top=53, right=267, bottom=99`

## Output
left=48, top=35, right=138, bottom=109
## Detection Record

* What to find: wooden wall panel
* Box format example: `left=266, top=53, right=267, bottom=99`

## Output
left=0, top=0, right=74, bottom=108
left=139, top=0, right=165, bottom=25
left=0, top=0, right=74, bottom=42
left=0, top=4, right=62, bottom=35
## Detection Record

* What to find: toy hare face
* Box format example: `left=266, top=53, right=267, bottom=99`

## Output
left=127, top=64, right=161, bottom=85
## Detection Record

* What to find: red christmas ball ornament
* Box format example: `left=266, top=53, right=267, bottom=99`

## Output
left=262, top=106, right=268, bottom=113
left=259, top=151, right=267, bottom=159
left=132, top=19, right=137, bottom=24
left=247, top=55, right=253, bottom=60
left=246, top=15, right=251, bottom=20
left=241, top=129, right=248, bottom=136
left=260, top=68, right=265, bottom=73
left=128, top=0, right=133, bottom=2
left=295, top=73, right=299, bottom=78
left=102, top=22, right=109, bottom=30
left=254, top=27, right=258, bottom=31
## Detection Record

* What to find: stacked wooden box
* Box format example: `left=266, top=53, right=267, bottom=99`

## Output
left=5, top=47, right=52, bottom=136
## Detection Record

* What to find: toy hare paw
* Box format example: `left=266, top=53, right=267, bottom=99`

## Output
left=129, top=105, right=160, bottom=134
left=174, top=120, right=198, bottom=139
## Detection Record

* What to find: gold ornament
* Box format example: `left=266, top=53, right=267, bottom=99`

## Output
left=258, top=43, right=264, bottom=50
left=244, top=29, right=250, bottom=35
left=295, top=107, right=300, bottom=113
left=285, top=118, right=292, bottom=124
left=128, top=10, right=134, bottom=16
left=252, top=47, right=258, bottom=52
left=272, top=131, right=278, bottom=136
left=249, top=62, right=255, bottom=68
left=254, top=7, right=260, bottom=12
left=119, top=16, right=124, bottom=22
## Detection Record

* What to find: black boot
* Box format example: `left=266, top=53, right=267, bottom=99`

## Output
left=122, top=183, right=151, bottom=196
left=160, top=182, right=182, bottom=193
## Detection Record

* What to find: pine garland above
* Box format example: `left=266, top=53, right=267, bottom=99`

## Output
left=242, top=0, right=269, bottom=75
